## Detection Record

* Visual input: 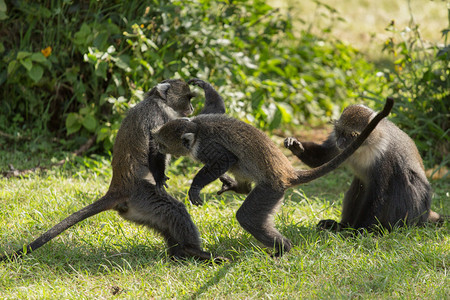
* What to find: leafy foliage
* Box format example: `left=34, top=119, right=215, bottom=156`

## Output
left=0, top=0, right=379, bottom=153
left=381, top=17, right=449, bottom=168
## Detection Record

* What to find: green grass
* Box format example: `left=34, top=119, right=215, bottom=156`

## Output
left=1, top=154, right=449, bottom=299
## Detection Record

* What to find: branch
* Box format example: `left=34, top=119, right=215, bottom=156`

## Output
left=0, top=130, right=31, bottom=141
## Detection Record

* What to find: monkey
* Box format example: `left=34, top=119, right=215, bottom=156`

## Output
left=284, top=102, right=448, bottom=232
left=151, top=97, right=394, bottom=256
left=192, top=78, right=226, bottom=115
left=0, top=78, right=227, bottom=262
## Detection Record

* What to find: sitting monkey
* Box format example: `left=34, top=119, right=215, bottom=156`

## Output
left=285, top=103, right=448, bottom=232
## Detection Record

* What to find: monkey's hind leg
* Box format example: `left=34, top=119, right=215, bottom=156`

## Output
left=236, top=184, right=292, bottom=257
left=118, top=181, right=224, bottom=262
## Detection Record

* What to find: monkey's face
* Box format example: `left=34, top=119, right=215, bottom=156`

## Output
left=334, top=105, right=374, bottom=150
left=164, top=80, right=196, bottom=117
left=334, top=127, right=360, bottom=150
left=153, top=119, right=197, bottom=157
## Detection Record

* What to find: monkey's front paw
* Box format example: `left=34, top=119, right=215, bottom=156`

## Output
left=217, top=175, right=238, bottom=195
left=317, top=219, right=340, bottom=231
left=271, top=238, right=292, bottom=258
left=284, top=137, right=304, bottom=155
left=188, top=78, right=209, bottom=90
left=155, top=175, right=170, bottom=193
left=188, top=187, right=203, bottom=205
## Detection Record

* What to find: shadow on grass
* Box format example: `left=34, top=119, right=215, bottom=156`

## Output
left=0, top=239, right=236, bottom=274
left=188, top=260, right=237, bottom=300
left=1, top=222, right=322, bottom=275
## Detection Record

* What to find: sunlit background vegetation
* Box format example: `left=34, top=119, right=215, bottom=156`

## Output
left=0, top=0, right=448, bottom=171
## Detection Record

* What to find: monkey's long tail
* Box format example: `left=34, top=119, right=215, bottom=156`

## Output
left=289, top=97, right=394, bottom=187
left=0, top=193, right=119, bottom=262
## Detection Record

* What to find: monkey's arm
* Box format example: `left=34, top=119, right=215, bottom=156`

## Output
left=189, top=144, right=238, bottom=205
left=188, top=78, right=226, bottom=114
left=148, top=138, right=169, bottom=191
left=217, top=174, right=252, bottom=195
left=284, top=136, right=340, bottom=168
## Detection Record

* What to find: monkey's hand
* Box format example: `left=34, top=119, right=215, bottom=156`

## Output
left=188, top=78, right=226, bottom=114
left=217, top=174, right=240, bottom=195
left=188, top=186, right=203, bottom=206
left=155, top=175, right=170, bottom=193
left=317, top=219, right=341, bottom=231
left=284, top=137, right=305, bottom=156
left=188, top=78, right=210, bottom=90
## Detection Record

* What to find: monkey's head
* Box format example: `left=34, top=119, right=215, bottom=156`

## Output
left=152, top=118, right=199, bottom=157
left=333, top=105, right=377, bottom=150
left=153, top=79, right=197, bottom=117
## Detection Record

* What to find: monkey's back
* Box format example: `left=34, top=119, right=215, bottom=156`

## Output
left=193, top=115, right=295, bottom=189
left=110, top=98, right=169, bottom=193
left=385, top=121, right=431, bottom=218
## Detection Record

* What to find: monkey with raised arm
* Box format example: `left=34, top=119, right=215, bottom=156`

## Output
left=1, top=78, right=226, bottom=262
left=284, top=103, right=447, bottom=232
left=152, top=98, right=394, bottom=256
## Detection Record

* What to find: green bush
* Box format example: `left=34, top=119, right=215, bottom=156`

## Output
left=0, top=0, right=380, bottom=153
left=381, top=16, right=449, bottom=169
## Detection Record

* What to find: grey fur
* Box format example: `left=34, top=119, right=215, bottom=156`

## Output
left=285, top=102, right=446, bottom=231
left=1, top=78, right=226, bottom=262
left=153, top=98, right=393, bottom=256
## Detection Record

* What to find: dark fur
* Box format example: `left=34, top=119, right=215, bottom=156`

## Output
left=1, top=79, right=226, bottom=262
left=285, top=103, right=445, bottom=231
left=153, top=98, right=393, bottom=256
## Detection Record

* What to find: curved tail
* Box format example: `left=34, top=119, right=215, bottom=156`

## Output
left=289, top=97, right=394, bottom=187
left=0, top=193, right=119, bottom=261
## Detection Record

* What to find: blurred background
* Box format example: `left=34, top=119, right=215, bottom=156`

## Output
left=0, top=0, right=448, bottom=174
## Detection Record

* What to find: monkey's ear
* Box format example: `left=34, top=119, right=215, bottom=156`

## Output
left=181, top=133, right=195, bottom=150
left=156, top=82, right=171, bottom=99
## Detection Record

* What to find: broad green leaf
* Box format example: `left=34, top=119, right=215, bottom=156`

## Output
left=30, top=52, right=47, bottom=63
left=276, top=102, right=293, bottom=123
left=7, top=60, right=17, bottom=75
left=82, top=114, right=97, bottom=132
left=79, top=106, right=92, bottom=115
left=251, top=90, right=264, bottom=111
left=66, top=113, right=81, bottom=135
left=20, top=58, right=33, bottom=71
left=74, top=23, right=91, bottom=45
left=17, top=51, right=31, bottom=60
left=269, top=107, right=282, bottom=130
left=28, top=65, right=44, bottom=82
left=0, top=0, right=6, bottom=12
left=97, top=127, right=110, bottom=141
